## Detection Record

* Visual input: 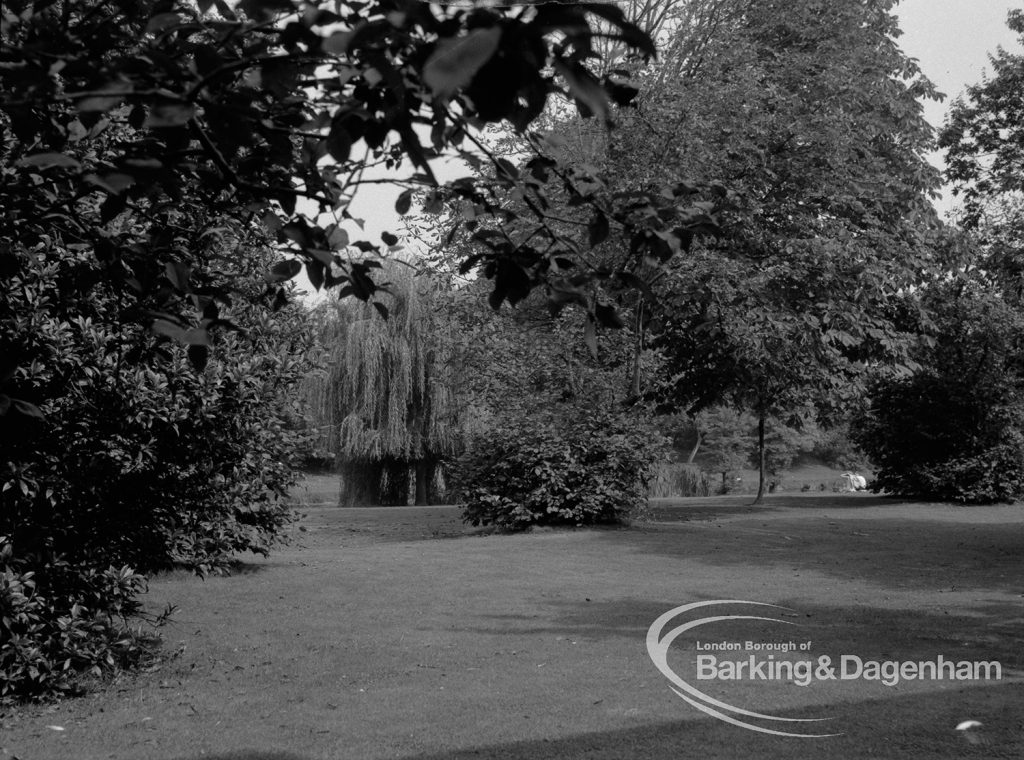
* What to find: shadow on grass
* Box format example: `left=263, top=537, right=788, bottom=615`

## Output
left=649, top=494, right=907, bottom=521
left=453, top=597, right=1024, bottom=671
left=612, top=514, right=1024, bottom=593
left=405, top=600, right=1024, bottom=759
left=384, top=682, right=1024, bottom=760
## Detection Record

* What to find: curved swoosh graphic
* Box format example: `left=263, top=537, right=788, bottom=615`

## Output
left=646, top=600, right=840, bottom=738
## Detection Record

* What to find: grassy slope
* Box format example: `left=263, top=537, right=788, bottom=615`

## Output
left=1, top=494, right=1022, bottom=760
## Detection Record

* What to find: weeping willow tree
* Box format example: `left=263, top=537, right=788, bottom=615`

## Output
left=307, top=264, right=463, bottom=506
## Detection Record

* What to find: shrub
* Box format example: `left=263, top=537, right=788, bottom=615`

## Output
left=853, top=372, right=1024, bottom=503
left=852, top=287, right=1024, bottom=504
left=0, top=240, right=320, bottom=699
left=457, top=411, right=667, bottom=530
left=2, top=242, right=319, bottom=572
left=0, top=536, right=158, bottom=704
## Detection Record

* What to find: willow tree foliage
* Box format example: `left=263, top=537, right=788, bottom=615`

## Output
left=310, top=265, right=462, bottom=506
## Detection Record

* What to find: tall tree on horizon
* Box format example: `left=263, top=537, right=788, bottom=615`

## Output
left=638, top=0, right=944, bottom=503
left=310, top=264, right=463, bottom=506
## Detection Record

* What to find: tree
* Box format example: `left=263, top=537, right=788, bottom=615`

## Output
left=636, top=0, right=942, bottom=503
left=0, top=228, right=321, bottom=699
left=0, top=0, right=719, bottom=398
left=0, top=0, right=718, bottom=699
left=853, top=278, right=1024, bottom=503
left=312, top=263, right=462, bottom=506
left=940, top=9, right=1024, bottom=228
left=476, top=0, right=941, bottom=503
left=696, top=406, right=754, bottom=493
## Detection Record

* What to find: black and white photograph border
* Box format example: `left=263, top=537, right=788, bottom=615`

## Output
left=1, top=1, right=1022, bottom=758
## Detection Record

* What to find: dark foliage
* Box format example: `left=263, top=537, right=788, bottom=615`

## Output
left=458, top=411, right=666, bottom=531
left=0, top=0, right=716, bottom=370
left=1, top=536, right=156, bottom=703
left=853, top=286, right=1024, bottom=504
left=940, top=10, right=1024, bottom=227
left=0, top=238, right=319, bottom=699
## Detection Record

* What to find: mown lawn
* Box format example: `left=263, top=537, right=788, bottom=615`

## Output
left=2, top=492, right=1022, bottom=760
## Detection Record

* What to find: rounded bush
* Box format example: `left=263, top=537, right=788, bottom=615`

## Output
left=457, top=411, right=667, bottom=530
left=854, top=372, right=1024, bottom=504
left=853, top=287, right=1024, bottom=504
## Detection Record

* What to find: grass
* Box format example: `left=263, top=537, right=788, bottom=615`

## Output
left=1, top=488, right=1022, bottom=759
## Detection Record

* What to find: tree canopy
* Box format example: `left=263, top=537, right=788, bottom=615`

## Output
left=311, top=262, right=462, bottom=505
left=940, top=9, right=1024, bottom=227
left=0, top=0, right=724, bottom=419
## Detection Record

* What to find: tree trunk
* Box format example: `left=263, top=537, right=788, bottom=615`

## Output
left=338, top=459, right=380, bottom=508
left=379, top=458, right=410, bottom=506
left=414, top=458, right=446, bottom=505
left=753, top=414, right=766, bottom=505
left=686, top=430, right=703, bottom=464
left=414, top=459, right=430, bottom=506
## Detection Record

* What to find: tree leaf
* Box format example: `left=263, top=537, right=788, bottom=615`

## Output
left=306, top=259, right=325, bottom=291
left=594, top=302, right=625, bottom=329
left=187, top=344, right=209, bottom=371
left=143, top=103, right=196, bottom=128
left=281, top=221, right=311, bottom=249
left=268, top=259, right=302, bottom=282
left=9, top=399, right=44, bottom=419
left=183, top=328, right=212, bottom=347
left=152, top=319, right=187, bottom=342
left=146, top=12, right=182, bottom=34
left=322, top=31, right=353, bottom=55
left=423, top=27, right=502, bottom=100
left=324, top=224, right=348, bottom=249
left=588, top=211, right=609, bottom=247
left=553, top=58, right=608, bottom=122
left=395, top=188, right=413, bottom=215
left=325, top=117, right=352, bottom=162
left=17, top=153, right=80, bottom=170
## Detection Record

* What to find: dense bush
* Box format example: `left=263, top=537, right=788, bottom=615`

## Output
left=0, top=241, right=320, bottom=700
left=854, top=372, right=1024, bottom=504
left=853, top=288, right=1024, bottom=504
left=457, top=411, right=667, bottom=530
left=0, top=537, right=157, bottom=703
